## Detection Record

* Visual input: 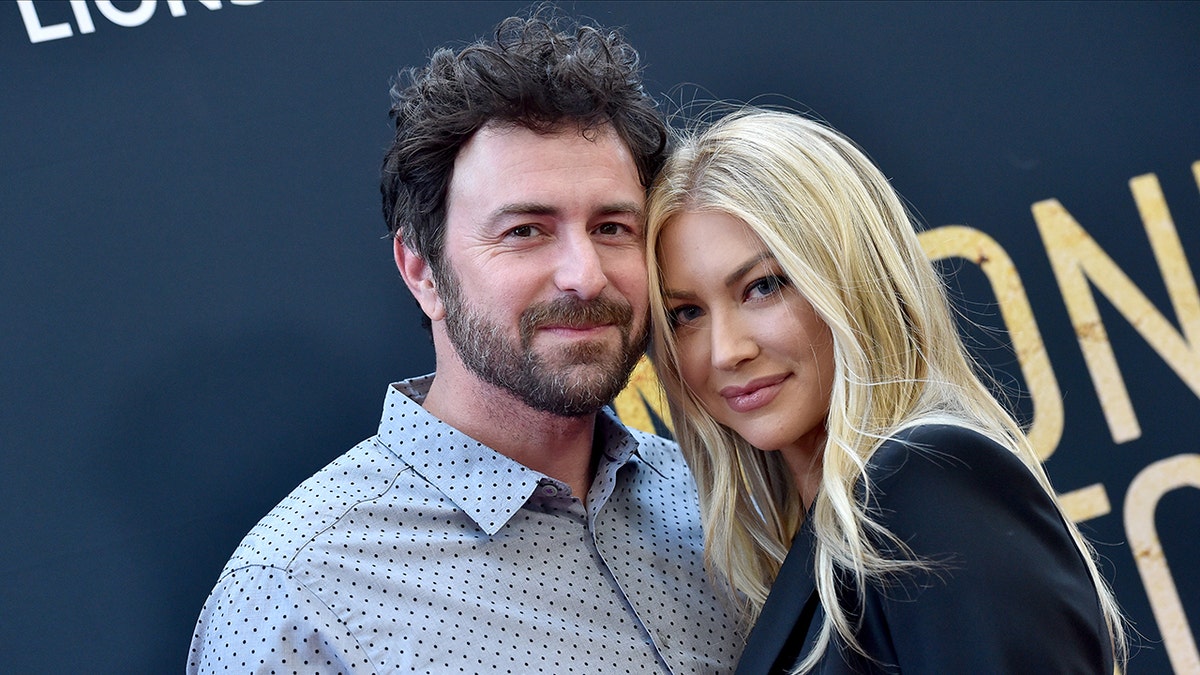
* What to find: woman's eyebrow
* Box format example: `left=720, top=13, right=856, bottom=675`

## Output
left=724, top=253, right=773, bottom=288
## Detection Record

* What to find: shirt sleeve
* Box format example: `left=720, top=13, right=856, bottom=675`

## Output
left=188, top=565, right=377, bottom=675
left=857, top=424, right=1112, bottom=674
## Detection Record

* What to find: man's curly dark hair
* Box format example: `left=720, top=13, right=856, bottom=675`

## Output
left=380, top=10, right=667, bottom=283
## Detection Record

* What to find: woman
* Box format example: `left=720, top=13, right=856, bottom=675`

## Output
left=646, top=109, right=1125, bottom=673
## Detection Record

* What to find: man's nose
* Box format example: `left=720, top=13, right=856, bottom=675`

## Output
left=553, top=232, right=607, bottom=300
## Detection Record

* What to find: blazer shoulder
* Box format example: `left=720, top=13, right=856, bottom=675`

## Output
left=866, top=424, right=1036, bottom=497
left=860, top=423, right=1063, bottom=554
left=853, top=425, right=1113, bottom=673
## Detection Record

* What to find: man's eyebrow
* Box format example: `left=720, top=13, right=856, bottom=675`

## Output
left=597, top=201, right=645, bottom=219
left=491, top=202, right=558, bottom=221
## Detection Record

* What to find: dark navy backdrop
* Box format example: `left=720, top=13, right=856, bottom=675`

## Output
left=2, top=1, right=1197, bottom=672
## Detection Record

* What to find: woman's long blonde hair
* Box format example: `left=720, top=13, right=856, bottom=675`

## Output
left=646, top=108, right=1125, bottom=671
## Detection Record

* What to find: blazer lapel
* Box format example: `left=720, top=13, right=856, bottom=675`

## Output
left=734, top=521, right=819, bottom=675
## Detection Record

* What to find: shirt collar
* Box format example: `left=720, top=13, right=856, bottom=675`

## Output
left=376, top=374, right=641, bottom=535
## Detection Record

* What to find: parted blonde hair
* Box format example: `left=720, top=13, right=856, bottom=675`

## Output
left=645, top=108, right=1125, bottom=671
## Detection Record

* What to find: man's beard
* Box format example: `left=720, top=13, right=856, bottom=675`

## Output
left=437, top=266, right=648, bottom=418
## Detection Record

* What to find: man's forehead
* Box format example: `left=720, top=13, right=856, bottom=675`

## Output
left=446, top=121, right=643, bottom=214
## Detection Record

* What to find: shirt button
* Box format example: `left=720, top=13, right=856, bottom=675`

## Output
left=540, top=484, right=560, bottom=497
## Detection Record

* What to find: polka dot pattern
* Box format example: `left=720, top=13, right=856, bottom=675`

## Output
left=189, top=374, right=743, bottom=673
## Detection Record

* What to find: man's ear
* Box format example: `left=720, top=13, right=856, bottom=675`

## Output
left=394, top=236, right=445, bottom=322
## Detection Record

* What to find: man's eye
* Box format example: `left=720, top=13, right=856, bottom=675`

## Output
left=509, top=225, right=536, bottom=237
left=596, top=222, right=627, bottom=236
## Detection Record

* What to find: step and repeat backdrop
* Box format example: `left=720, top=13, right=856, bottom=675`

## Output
left=3, top=1, right=1198, bottom=672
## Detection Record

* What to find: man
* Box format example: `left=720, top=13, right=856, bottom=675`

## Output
left=189, top=12, right=742, bottom=674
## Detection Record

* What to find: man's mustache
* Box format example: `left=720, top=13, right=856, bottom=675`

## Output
left=520, top=296, right=634, bottom=337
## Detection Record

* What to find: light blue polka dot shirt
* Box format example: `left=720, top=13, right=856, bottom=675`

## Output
left=189, top=374, right=743, bottom=673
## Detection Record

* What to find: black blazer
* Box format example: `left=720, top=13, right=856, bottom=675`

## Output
left=735, top=424, right=1113, bottom=674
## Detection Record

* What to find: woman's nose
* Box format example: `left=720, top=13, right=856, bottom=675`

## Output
left=710, top=310, right=758, bottom=370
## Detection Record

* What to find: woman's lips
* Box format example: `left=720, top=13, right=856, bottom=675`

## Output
left=719, top=374, right=789, bottom=413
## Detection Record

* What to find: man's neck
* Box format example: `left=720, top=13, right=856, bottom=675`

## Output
left=422, top=366, right=598, bottom=500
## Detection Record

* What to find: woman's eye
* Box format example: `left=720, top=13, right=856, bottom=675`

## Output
left=747, top=274, right=787, bottom=299
left=668, top=305, right=703, bottom=328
